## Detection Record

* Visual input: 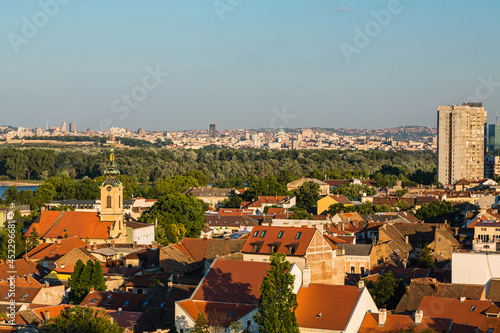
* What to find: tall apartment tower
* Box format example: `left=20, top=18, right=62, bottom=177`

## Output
left=209, top=123, right=216, bottom=138
left=60, top=121, right=67, bottom=132
left=437, top=103, right=487, bottom=185
left=69, top=122, right=77, bottom=133
left=489, top=114, right=500, bottom=152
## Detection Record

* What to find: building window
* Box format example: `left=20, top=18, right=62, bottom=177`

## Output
left=278, top=231, right=284, bottom=239
left=295, top=232, right=302, bottom=239
left=360, top=266, right=365, bottom=275
left=350, top=266, right=355, bottom=274
left=470, top=305, right=476, bottom=311
left=107, top=195, right=112, bottom=208
left=260, top=230, right=267, bottom=238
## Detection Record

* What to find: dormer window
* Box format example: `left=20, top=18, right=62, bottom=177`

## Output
left=268, top=242, right=281, bottom=254
left=286, top=243, right=299, bottom=255
left=260, top=230, right=267, bottom=238
left=295, top=232, right=302, bottom=239
left=253, top=231, right=259, bottom=237
left=251, top=241, right=263, bottom=253
left=470, top=305, right=476, bottom=312
left=278, top=231, right=284, bottom=239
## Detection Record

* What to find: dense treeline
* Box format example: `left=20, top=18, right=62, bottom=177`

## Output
left=0, top=147, right=436, bottom=185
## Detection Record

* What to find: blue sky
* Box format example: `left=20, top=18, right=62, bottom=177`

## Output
left=1, top=0, right=499, bottom=131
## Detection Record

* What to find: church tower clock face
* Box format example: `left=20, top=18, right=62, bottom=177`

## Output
left=107, top=186, right=112, bottom=192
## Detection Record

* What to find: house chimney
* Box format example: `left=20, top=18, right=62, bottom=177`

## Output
left=460, top=297, right=466, bottom=302
left=133, top=241, right=137, bottom=248
left=151, top=241, right=157, bottom=249
left=415, top=310, right=423, bottom=325
left=302, top=266, right=311, bottom=288
left=90, top=287, right=94, bottom=292
left=56, top=239, right=62, bottom=245
left=92, top=242, right=97, bottom=250
left=378, top=308, right=387, bottom=326
left=405, top=236, right=409, bottom=244
left=224, top=234, right=230, bottom=240
left=358, top=280, right=365, bottom=289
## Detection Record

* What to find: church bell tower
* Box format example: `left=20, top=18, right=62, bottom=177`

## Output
left=100, top=145, right=125, bottom=239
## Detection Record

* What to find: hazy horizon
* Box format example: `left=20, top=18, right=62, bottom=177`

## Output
left=1, top=1, right=499, bottom=131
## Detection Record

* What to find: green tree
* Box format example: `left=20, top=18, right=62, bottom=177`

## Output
left=415, top=201, right=463, bottom=227
left=294, top=181, right=320, bottom=212
left=327, top=203, right=356, bottom=216
left=90, top=260, right=107, bottom=291
left=184, top=170, right=209, bottom=187
left=254, top=253, right=299, bottom=333
left=39, top=306, right=124, bottom=333
left=221, top=194, right=243, bottom=209
left=413, top=245, right=435, bottom=269
left=27, top=228, right=41, bottom=251
left=288, top=208, right=312, bottom=220
left=139, top=193, right=206, bottom=244
left=68, top=260, right=86, bottom=304
left=193, top=313, right=210, bottom=333
left=365, top=271, right=405, bottom=310
left=395, top=200, right=412, bottom=211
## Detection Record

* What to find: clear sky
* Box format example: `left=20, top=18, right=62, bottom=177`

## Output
left=1, top=0, right=499, bottom=131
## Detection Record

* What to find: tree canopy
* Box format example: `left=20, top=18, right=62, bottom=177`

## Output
left=254, top=253, right=300, bottom=333
left=139, top=193, right=207, bottom=244
left=39, top=306, right=124, bottom=333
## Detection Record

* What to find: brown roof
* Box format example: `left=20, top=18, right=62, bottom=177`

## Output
left=175, top=238, right=247, bottom=262
left=396, top=280, right=485, bottom=313
left=0, top=259, right=51, bottom=282
left=25, top=211, right=114, bottom=240
left=124, top=273, right=172, bottom=288
left=80, top=290, right=145, bottom=310
left=296, top=284, right=362, bottom=331
left=26, top=236, right=88, bottom=261
left=487, top=279, right=500, bottom=302
left=241, top=226, right=318, bottom=256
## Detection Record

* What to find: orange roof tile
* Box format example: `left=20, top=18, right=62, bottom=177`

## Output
left=296, top=284, right=362, bottom=331
left=241, top=226, right=318, bottom=256
left=418, top=296, right=492, bottom=327
left=25, top=211, right=113, bottom=240
left=192, top=259, right=270, bottom=304
left=27, top=237, right=88, bottom=261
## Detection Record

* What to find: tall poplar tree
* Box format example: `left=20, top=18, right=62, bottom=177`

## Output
left=254, top=253, right=299, bottom=333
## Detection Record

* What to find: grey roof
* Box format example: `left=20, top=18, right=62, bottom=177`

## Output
left=338, top=244, right=372, bottom=256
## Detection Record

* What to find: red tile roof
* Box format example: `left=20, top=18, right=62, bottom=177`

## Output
left=192, top=259, right=270, bottom=304
left=418, top=296, right=492, bottom=327
left=0, top=259, right=51, bottom=282
left=26, top=237, right=88, bottom=261
left=178, top=300, right=256, bottom=327
left=241, top=226, right=318, bottom=256
left=218, top=208, right=253, bottom=216
left=296, top=284, right=362, bottom=331
left=359, top=313, right=452, bottom=333
left=25, top=211, right=113, bottom=240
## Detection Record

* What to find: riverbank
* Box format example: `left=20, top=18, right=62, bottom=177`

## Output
left=0, top=181, right=43, bottom=187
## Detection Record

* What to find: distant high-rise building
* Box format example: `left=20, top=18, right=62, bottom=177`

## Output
left=437, top=102, right=487, bottom=185
left=489, top=114, right=500, bottom=152
left=69, top=122, right=76, bottom=133
left=60, top=121, right=67, bottom=132
left=209, top=123, right=216, bottom=138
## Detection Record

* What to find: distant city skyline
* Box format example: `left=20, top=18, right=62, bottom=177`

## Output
left=1, top=1, right=499, bottom=131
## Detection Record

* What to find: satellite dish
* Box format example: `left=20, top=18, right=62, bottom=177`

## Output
left=6, top=212, right=14, bottom=220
